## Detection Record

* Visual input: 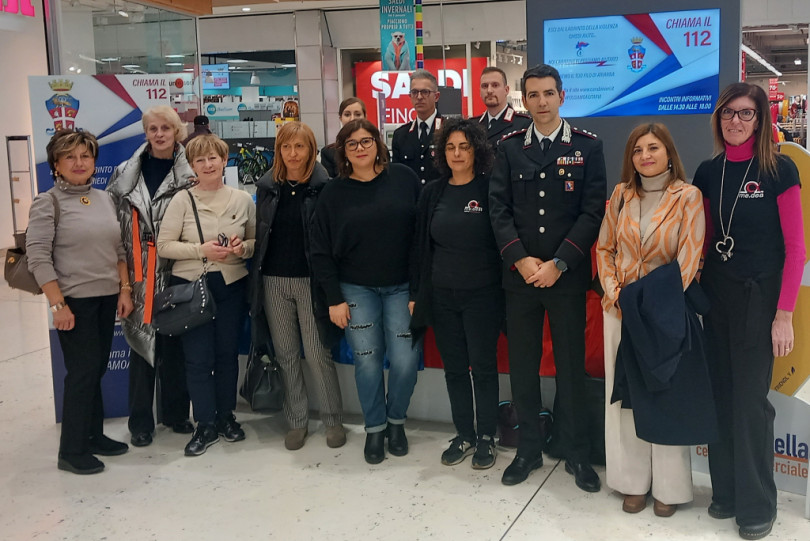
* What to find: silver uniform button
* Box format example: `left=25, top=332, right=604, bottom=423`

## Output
left=420, top=166, right=425, bottom=171
left=539, top=227, right=546, bottom=233
left=539, top=209, right=545, bottom=215
left=540, top=172, right=546, bottom=179
left=421, top=179, right=426, bottom=184
left=539, top=191, right=546, bottom=197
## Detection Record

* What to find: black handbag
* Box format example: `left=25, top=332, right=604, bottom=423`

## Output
left=240, top=345, right=284, bottom=411
left=4, top=193, right=60, bottom=295
left=152, top=191, right=217, bottom=336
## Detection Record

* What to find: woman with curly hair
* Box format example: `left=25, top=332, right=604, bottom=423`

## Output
left=409, top=117, right=502, bottom=469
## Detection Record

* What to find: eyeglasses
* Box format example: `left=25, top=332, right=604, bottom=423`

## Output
left=445, top=143, right=472, bottom=153
left=719, top=108, right=757, bottom=122
left=217, top=233, right=229, bottom=247
left=344, top=137, right=376, bottom=151
left=409, top=89, right=436, bottom=99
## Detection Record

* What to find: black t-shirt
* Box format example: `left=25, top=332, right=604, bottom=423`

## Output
left=264, top=181, right=308, bottom=277
left=693, top=153, right=799, bottom=277
left=141, top=154, right=174, bottom=198
left=430, top=175, right=501, bottom=289
left=311, top=164, right=420, bottom=305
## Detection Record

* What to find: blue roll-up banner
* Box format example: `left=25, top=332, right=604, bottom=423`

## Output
left=28, top=74, right=170, bottom=422
left=379, top=0, right=416, bottom=71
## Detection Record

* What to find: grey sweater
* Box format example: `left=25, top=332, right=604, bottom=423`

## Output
left=26, top=179, right=125, bottom=298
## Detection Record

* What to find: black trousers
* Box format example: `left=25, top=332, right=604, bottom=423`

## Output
left=176, top=273, right=246, bottom=425
left=431, top=284, right=504, bottom=440
left=505, top=288, right=589, bottom=462
left=57, top=294, right=117, bottom=455
left=128, top=332, right=189, bottom=434
left=703, top=265, right=780, bottom=527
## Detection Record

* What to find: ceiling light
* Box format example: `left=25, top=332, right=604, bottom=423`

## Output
left=166, top=62, right=183, bottom=66
left=100, top=57, right=120, bottom=62
left=165, top=54, right=186, bottom=59
left=68, top=66, right=76, bottom=72
left=122, top=64, right=140, bottom=69
left=227, top=59, right=249, bottom=63
left=184, top=68, right=194, bottom=72
left=281, top=64, right=296, bottom=68
left=250, top=72, right=260, bottom=85
left=118, top=10, right=129, bottom=18
left=795, top=58, right=802, bottom=65
left=242, top=7, right=251, bottom=12
left=741, top=44, right=782, bottom=77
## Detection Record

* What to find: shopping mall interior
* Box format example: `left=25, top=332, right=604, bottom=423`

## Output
left=2, top=1, right=810, bottom=539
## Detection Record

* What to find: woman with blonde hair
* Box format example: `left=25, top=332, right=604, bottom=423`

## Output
left=596, top=123, right=706, bottom=517
left=251, top=122, right=345, bottom=451
left=107, top=105, right=195, bottom=448
left=157, top=134, right=255, bottom=456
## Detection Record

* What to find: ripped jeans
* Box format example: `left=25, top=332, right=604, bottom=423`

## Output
left=340, top=282, right=420, bottom=433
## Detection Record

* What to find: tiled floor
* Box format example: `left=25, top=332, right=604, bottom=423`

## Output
left=0, top=277, right=808, bottom=541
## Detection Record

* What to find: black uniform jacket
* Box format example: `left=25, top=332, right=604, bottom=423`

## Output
left=613, top=261, right=719, bottom=446
left=478, top=105, right=532, bottom=146
left=488, top=119, right=606, bottom=293
left=391, top=114, right=444, bottom=188
left=319, top=145, right=338, bottom=178
left=249, top=162, right=343, bottom=349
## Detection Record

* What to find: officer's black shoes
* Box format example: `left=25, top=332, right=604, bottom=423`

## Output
left=565, top=460, right=601, bottom=492
left=501, top=454, right=543, bottom=485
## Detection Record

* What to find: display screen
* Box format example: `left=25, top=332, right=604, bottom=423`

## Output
left=543, top=9, right=720, bottom=117
left=201, top=64, right=230, bottom=91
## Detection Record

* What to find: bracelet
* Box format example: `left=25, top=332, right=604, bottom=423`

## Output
left=50, top=301, right=66, bottom=313
left=120, top=282, right=132, bottom=292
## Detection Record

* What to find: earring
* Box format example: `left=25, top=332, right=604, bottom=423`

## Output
left=668, top=159, right=672, bottom=169
left=345, top=160, right=350, bottom=167
left=375, top=155, right=380, bottom=162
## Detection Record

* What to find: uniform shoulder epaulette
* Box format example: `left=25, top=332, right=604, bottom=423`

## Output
left=500, top=128, right=529, bottom=141
left=571, top=126, right=598, bottom=139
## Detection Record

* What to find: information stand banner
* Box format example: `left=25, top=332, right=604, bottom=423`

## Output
left=28, top=74, right=170, bottom=421
left=379, top=0, right=416, bottom=71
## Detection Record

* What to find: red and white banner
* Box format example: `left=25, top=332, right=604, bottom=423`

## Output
left=355, top=57, right=489, bottom=126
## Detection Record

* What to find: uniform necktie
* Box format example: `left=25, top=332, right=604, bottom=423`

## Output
left=420, top=121, right=429, bottom=145
left=488, top=117, right=494, bottom=129
left=541, top=137, right=551, bottom=154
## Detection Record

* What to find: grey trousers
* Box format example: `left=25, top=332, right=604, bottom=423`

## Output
left=263, top=276, right=343, bottom=429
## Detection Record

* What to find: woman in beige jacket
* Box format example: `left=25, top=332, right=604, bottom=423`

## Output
left=157, top=134, right=255, bottom=456
left=596, top=123, right=705, bottom=517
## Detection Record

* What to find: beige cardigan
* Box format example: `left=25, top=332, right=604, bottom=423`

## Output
left=157, top=185, right=256, bottom=284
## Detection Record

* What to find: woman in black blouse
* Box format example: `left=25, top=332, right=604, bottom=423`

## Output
left=410, top=118, right=502, bottom=469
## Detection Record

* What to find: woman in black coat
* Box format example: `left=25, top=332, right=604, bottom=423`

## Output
left=251, top=122, right=344, bottom=452
left=320, top=97, right=366, bottom=177
left=409, top=117, right=503, bottom=470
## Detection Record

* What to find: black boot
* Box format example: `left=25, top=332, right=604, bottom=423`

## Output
left=387, top=423, right=408, bottom=456
left=364, top=432, right=385, bottom=464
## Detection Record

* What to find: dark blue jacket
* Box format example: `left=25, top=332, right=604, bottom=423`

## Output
left=613, top=261, right=719, bottom=445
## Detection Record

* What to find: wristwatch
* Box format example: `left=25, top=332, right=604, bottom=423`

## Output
left=50, top=301, right=66, bottom=313
left=553, top=258, right=568, bottom=273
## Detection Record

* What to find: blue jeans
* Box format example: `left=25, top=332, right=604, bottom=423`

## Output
left=340, top=282, right=420, bottom=433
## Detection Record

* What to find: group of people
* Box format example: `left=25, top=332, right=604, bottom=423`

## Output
left=26, top=62, right=804, bottom=541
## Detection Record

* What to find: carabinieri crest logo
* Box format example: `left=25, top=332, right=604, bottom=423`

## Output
left=45, top=79, right=79, bottom=135
left=628, top=37, right=646, bottom=73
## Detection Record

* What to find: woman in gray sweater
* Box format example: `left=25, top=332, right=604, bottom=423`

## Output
left=26, top=130, right=134, bottom=475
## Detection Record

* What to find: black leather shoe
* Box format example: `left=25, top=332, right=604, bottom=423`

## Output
left=738, top=515, right=776, bottom=540
left=565, top=460, right=601, bottom=492
left=88, top=434, right=129, bottom=456
left=501, top=454, right=544, bottom=486
left=184, top=424, right=219, bottom=457
left=130, top=432, right=153, bottom=447
left=386, top=424, right=408, bottom=456
left=58, top=453, right=104, bottom=475
left=216, top=414, right=245, bottom=442
left=708, top=501, right=735, bottom=519
left=364, top=432, right=385, bottom=464
left=170, top=420, right=195, bottom=434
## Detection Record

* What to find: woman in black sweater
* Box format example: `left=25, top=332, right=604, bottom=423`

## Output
left=410, top=118, right=502, bottom=470
left=311, top=119, right=420, bottom=464
left=319, top=97, right=366, bottom=177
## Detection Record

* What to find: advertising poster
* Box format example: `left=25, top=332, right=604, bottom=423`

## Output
left=544, top=9, right=720, bottom=117
left=355, top=57, right=488, bottom=126
left=379, top=0, right=416, bottom=71
left=28, top=74, right=170, bottom=420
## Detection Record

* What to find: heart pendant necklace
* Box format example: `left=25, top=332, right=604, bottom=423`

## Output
left=716, top=156, right=754, bottom=262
